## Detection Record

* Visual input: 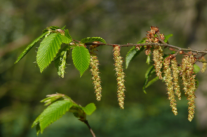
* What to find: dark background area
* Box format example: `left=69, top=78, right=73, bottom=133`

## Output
left=0, top=0, right=207, bottom=137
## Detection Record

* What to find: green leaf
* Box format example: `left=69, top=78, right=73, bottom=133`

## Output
left=32, top=100, right=72, bottom=135
left=125, top=46, right=144, bottom=69
left=145, top=76, right=159, bottom=88
left=32, top=93, right=96, bottom=135
left=146, top=55, right=151, bottom=65
left=37, top=33, right=62, bottom=72
left=43, top=26, right=61, bottom=33
left=193, top=64, right=200, bottom=73
left=72, top=46, right=90, bottom=77
left=54, top=50, right=68, bottom=78
left=61, top=25, right=66, bottom=30
left=143, top=65, right=157, bottom=93
left=61, top=29, right=72, bottom=44
left=125, top=39, right=146, bottom=69
left=164, top=34, right=173, bottom=43
left=83, top=103, right=96, bottom=115
left=14, top=32, right=48, bottom=64
left=81, top=37, right=106, bottom=44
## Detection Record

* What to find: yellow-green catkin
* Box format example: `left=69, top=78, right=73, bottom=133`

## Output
left=181, top=56, right=189, bottom=95
left=171, top=57, right=181, bottom=100
left=164, top=57, right=177, bottom=115
left=153, top=46, right=163, bottom=79
left=113, top=45, right=125, bottom=109
left=90, top=54, right=102, bottom=101
left=187, top=55, right=196, bottom=122
left=201, top=57, right=207, bottom=73
left=181, top=55, right=196, bottom=121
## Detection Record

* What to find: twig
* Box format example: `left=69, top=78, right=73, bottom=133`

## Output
left=82, top=120, right=96, bottom=137
left=84, top=42, right=207, bottom=55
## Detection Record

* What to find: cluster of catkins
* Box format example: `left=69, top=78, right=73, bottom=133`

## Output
left=146, top=26, right=207, bottom=121
left=89, top=43, right=126, bottom=109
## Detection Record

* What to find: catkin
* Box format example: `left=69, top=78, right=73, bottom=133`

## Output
left=181, top=55, right=196, bottom=121
left=153, top=46, right=163, bottom=79
left=113, top=45, right=125, bottom=109
left=90, top=54, right=102, bottom=101
left=171, top=57, right=181, bottom=100
left=201, top=57, right=207, bottom=73
left=164, top=57, right=177, bottom=115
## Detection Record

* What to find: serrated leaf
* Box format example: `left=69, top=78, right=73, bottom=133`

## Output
left=32, top=100, right=72, bottom=135
left=15, top=32, right=48, bottom=64
left=125, top=39, right=146, bottom=69
left=81, top=37, right=106, bottom=44
left=61, top=29, right=72, bottom=44
left=83, top=103, right=96, bottom=115
left=144, top=76, right=159, bottom=89
left=32, top=93, right=96, bottom=135
left=72, top=46, right=90, bottom=77
left=37, top=33, right=62, bottom=72
left=125, top=46, right=144, bottom=69
left=164, top=34, right=173, bottom=43
left=193, top=64, right=200, bottom=73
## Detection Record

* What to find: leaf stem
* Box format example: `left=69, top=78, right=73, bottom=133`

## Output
left=82, top=120, right=96, bottom=137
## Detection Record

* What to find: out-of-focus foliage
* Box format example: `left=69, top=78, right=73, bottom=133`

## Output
left=0, top=0, right=207, bottom=137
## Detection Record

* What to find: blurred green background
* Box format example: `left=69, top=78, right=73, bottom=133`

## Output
left=0, top=0, right=207, bottom=137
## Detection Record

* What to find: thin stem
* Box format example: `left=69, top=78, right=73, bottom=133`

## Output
left=82, top=120, right=96, bottom=137
left=84, top=42, right=207, bottom=55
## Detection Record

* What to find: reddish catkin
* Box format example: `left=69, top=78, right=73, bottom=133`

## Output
left=90, top=54, right=102, bottom=101
left=164, top=57, right=177, bottom=115
left=153, top=46, right=163, bottom=79
left=113, top=45, right=125, bottom=109
left=171, top=57, right=181, bottom=100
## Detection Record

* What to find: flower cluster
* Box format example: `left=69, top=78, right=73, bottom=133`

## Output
left=146, top=26, right=164, bottom=79
left=113, top=45, right=125, bottom=109
left=171, top=57, right=181, bottom=100
left=89, top=44, right=102, bottom=101
left=144, top=27, right=200, bottom=121
left=181, top=55, right=196, bottom=121
left=163, top=57, right=177, bottom=115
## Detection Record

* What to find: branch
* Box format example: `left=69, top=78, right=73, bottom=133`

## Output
left=84, top=42, right=207, bottom=57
